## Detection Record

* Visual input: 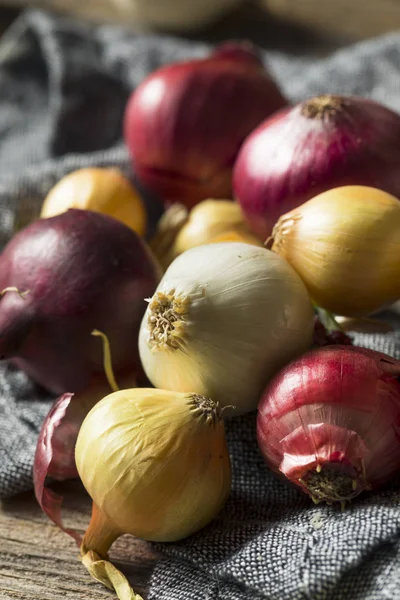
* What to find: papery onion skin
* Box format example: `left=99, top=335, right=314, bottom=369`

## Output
left=257, top=345, right=400, bottom=505
left=41, top=168, right=147, bottom=237
left=33, top=372, right=137, bottom=540
left=124, top=42, right=286, bottom=208
left=270, top=186, right=400, bottom=317
left=0, top=209, right=160, bottom=394
left=75, top=388, right=231, bottom=544
left=139, top=242, right=314, bottom=415
left=234, top=94, right=400, bottom=238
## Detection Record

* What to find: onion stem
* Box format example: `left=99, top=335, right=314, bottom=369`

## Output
left=81, top=504, right=142, bottom=599
left=91, top=329, right=120, bottom=392
left=315, top=307, right=344, bottom=333
left=0, top=286, right=30, bottom=299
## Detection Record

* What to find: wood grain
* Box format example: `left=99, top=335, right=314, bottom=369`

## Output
left=0, top=480, right=161, bottom=599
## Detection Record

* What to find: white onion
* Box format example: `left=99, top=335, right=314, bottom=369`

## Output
left=139, top=243, right=314, bottom=415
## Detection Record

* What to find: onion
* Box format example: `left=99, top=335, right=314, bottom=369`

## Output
left=257, top=345, right=400, bottom=506
left=75, top=387, right=230, bottom=598
left=41, top=168, right=147, bottom=237
left=0, top=209, right=160, bottom=394
left=124, top=42, right=286, bottom=208
left=233, top=94, right=400, bottom=238
left=154, top=199, right=262, bottom=268
left=139, top=242, right=314, bottom=415
left=269, top=186, right=400, bottom=317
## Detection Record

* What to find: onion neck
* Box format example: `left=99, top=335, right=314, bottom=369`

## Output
left=301, top=95, right=347, bottom=120
left=81, top=503, right=120, bottom=558
left=188, top=393, right=223, bottom=425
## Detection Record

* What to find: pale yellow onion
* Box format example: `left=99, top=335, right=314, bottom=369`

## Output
left=76, top=388, right=230, bottom=546
left=149, top=203, right=189, bottom=269
left=270, top=186, right=400, bottom=317
left=210, top=229, right=263, bottom=245
left=41, top=167, right=147, bottom=236
left=169, top=199, right=261, bottom=260
left=75, top=387, right=230, bottom=600
left=139, top=242, right=314, bottom=415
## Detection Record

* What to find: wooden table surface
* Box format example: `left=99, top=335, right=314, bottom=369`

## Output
left=0, top=480, right=161, bottom=599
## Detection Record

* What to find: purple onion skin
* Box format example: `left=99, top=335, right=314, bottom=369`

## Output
left=124, top=42, right=287, bottom=208
left=33, top=372, right=135, bottom=540
left=0, top=209, right=160, bottom=395
left=234, top=95, right=400, bottom=239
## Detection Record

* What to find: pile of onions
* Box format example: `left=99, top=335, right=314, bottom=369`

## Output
left=0, top=209, right=160, bottom=394
left=233, top=94, right=400, bottom=238
left=257, top=345, right=400, bottom=506
left=269, top=185, right=400, bottom=316
left=41, top=167, right=147, bottom=237
left=124, top=42, right=286, bottom=208
left=139, top=242, right=314, bottom=414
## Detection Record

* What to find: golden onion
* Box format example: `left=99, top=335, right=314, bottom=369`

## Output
left=158, top=199, right=260, bottom=265
left=270, top=186, right=400, bottom=316
left=75, top=387, right=231, bottom=599
left=41, top=167, right=147, bottom=236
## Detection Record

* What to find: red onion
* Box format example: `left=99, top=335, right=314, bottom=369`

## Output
left=124, top=42, right=286, bottom=208
left=0, top=209, right=160, bottom=394
left=257, top=345, right=400, bottom=505
left=234, top=94, right=400, bottom=238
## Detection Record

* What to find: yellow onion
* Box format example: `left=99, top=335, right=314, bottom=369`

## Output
left=75, top=387, right=231, bottom=598
left=41, top=167, right=147, bottom=236
left=210, top=229, right=263, bottom=245
left=149, top=203, right=189, bottom=269
left=171, top=199, right=259, bottom=254
left=149, top=200, right=261, bottom=269
left=270, top=186, right=400, bottom=317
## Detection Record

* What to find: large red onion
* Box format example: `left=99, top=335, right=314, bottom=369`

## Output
left=257, top=345, right=400, bottom=505
left=0, top=209, right=160, bottom=394
left=234, top=94, right=400, bottom=238
left=124, top=42, right=286, bottom=208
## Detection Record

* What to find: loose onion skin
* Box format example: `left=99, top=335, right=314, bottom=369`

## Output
left=33, top=372, right=136, bottom=540
left=124, top=42, right=286, bottom=208
left=234, top=94, right=400, bottom=238
left=0, top=209, right=160, bottom=394
left=257, top=346, right=400, bottom=505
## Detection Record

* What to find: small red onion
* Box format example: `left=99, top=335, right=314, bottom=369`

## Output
left=234, top=94, right=400, bottom=238
left=0, top=209, right=160, bottom=394
left=124, top=42, right=286, bottom=208
left=257, top=345, right=400, bottom=505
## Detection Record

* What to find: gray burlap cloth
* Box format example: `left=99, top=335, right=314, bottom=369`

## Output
left=0, top=9, right=400, bottom=600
